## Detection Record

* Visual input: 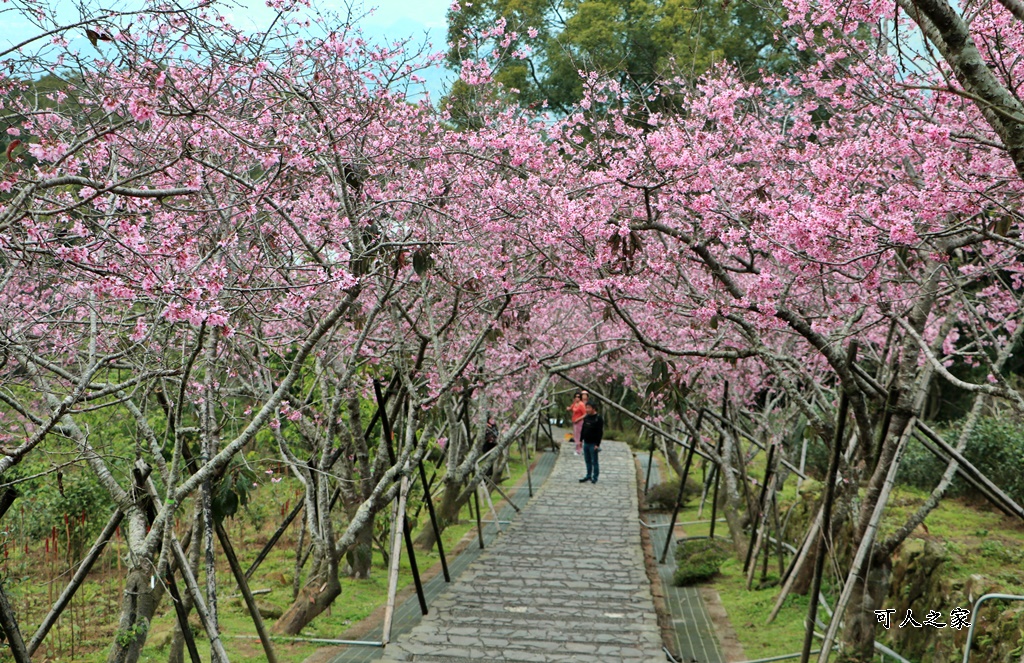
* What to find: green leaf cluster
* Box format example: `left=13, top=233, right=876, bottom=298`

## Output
left=673, top=535, right=731, bottom=585
left=446, top=0, right=800, bottom=114
left=896, top=417, right=1024, bottom=505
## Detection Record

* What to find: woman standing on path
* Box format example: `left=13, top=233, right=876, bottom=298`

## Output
left=568, top=391, right=587, bottom=455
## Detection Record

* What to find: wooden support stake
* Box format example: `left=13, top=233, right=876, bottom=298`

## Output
left=522, top=437, right=533, bottom=498
left=473, top=488, right=484, bottom=550
left=768, top=506, right=823, bottom=624
left=382, top=476, right=410, bottom=644
left=709, top=383, right=729, bottom=540
left=373, top=381, right=427, bottom=617
left=745, top=440, right=777, bottom=576
left=643, top=430, right=655, bottom=495
left=215, top=521, right=278, bottom=663
left=0, top=489, right=17, bottom=522
left=815, top=420, right=915, bottom=663
left=800, top=343, right=856, bottom=663
left=660, top=410, right=702, bottom=564
left=28, top=508, right=125, bottom=655
left=0, top=582, right=29, bottom=663
left=418, top=459, right=450, bottom=582
left=246, top=501, right=302, bottom=580
left=165, top=568, right=204, bottom=663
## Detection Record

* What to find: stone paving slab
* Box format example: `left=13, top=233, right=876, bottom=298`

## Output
left=324, top=447, right=559, bottom=663
left=379, top=442, right=664, bottom=663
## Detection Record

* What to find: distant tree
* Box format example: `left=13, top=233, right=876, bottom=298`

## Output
left=444, top=0, right=798, bottom=115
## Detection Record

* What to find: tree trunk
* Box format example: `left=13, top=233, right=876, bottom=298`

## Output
left=271, top=557, right=341, bottom=635
left=840, top=550, right=892, bottom=662
left=414, top=479, right=464, bottom=550
left=344, top=515, right=374, bottom=579
left=106, top=567, right=161, bottom=663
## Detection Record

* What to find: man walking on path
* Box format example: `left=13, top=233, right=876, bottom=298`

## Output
left=579, top=401, right=604, bottom=483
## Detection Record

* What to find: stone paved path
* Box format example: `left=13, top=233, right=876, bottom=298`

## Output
left=325, top=448, right=559, bottom=663
left=379, top=441, right=664, bottom=663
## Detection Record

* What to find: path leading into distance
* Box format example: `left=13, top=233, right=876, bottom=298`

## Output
left=378, top=441, right=664, bottom=663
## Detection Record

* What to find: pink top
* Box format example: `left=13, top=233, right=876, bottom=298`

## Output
left=571, top=401, right=586, bottom=424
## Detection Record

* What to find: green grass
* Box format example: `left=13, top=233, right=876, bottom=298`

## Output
left=648, top=446, right=1024, bottom=660
left=6, top=448, right=536, bottom=663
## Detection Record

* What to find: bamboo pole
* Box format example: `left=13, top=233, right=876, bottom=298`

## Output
left=169, top=534, right=231, bottom=663
left=660, top=410, right=702, bottom=564
left=418, top=459, right=450, bottom=582
left=800, top=343, right=856, bottom=663
left=642, top=429, right=655, bottom=494
left=373, top=382, right=427, bottom=616
left=473, top=488, right=484, bottom=550
left=767, top=507, right=823, bottom=624
left=749, top=469, right=778, bottom=590
left=215, top=521, right=278, bottom=663
left=165, top=567, right=204, bottom=663
left=28, top=508, right=124, bottom=655
left=0, top=488, right=17, bottom=521
left=815, top=419, right=915, bottom=663
left=522, top=437, right=533, bottom=498
left=709, top=383, right=729, bottom=541
left=381, top=476, right=410, bottom=644
left=745, top=440, right=778, bottom=576
left=0, top=583, right=29, bottom=663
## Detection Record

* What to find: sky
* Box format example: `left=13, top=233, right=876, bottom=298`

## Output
left=0, top=0, right=456, bottom=97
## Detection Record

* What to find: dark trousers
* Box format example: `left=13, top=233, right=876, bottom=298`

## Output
left=583, top=442, right=600, bottom=481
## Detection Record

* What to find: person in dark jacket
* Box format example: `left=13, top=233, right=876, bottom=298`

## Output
left=578, top=402, right=604, bottom=484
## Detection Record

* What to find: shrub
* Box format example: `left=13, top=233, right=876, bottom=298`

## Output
left=673, top=537, right=732, bottom=586
left=20, top=468, right=110, bottom=560
left=896, top=417, right=1024, bottom=504
left=605, top=426, right=641, bottom=448
left=645, top=476, right=701, bottom=511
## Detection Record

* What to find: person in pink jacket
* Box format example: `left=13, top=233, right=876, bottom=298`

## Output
left=567, top=391, right=588, bottom=455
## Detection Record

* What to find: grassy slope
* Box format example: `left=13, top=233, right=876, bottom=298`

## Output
left=655, top=452, right=1024, bottom=661
left=6, top=450, right=534, bottom=663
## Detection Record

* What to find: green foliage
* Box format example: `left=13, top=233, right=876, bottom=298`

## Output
left=605, top=426, right=640, bottom=448
left=673, top=536, right=731, bottom=585
left=116, top=619, right=149, bottom=647
left=445, top=0, right=800, bottom=115
left=645, top=476, right=700, bottom=511
left=979, top=538, right=1024, bottom=566
left=212, top=459, right=258, bottom=523
left=896, top=417, right=1024, bottom=504
left=18, top=467, right=111, bottom=560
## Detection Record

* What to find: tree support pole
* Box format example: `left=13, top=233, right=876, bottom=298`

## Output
left=745, top=440, right=777, bottom=575
left=0, top=489, right=17, bottom=522
left=382, top=476, right=410, bottom=644
left=374, top=380, right=427, bottom=617
left=417, top=459, right=450, bottom=582
left=246, top=501, right=303, bottom=580
left=165, top=568, right=204, bottom=663
left=522, top=437, right=533, bottom=498
left=0, top=583, right=29, bottom=663
left=709, top=382, right=729, bottom=541
left=660, top=411, right=703, bottom=564
left=28, top=508, right=125, bottom=655
left=215, top=521, right=278, bottom=663
left=245, top=376, right=398, bottom=581
left=473, top=488, right=484, bottom=550
left=800, top=343, right=856, bottom=663
left=643, top=430, right=655, bottom=495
